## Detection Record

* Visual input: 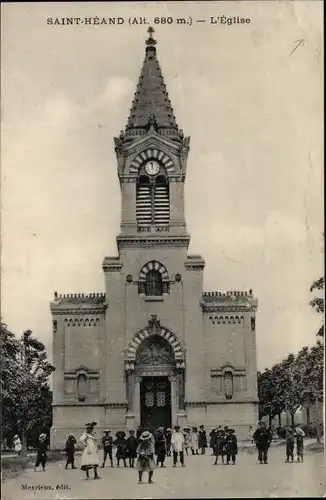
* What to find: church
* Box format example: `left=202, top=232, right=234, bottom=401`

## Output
left=50, top=28, right=259, bottom=448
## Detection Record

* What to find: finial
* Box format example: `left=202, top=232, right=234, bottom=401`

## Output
left=145, top=26, right=157, bottom=53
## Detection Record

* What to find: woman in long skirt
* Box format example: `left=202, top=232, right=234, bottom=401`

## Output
left=136, top=431, right=156, bottom=484
left=80, top=422, right=101, bottom=480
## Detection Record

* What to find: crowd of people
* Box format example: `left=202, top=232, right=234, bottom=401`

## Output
left=18, top=420, right=306, bottom=482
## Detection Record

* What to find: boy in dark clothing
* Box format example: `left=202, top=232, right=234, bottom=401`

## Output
left=253, top=421, right=271, bottom=464
left=34, top=433, right=47, bottom=472
left=101, top=430, right=114, bottom=468
left=213, top=430, right=226, bottom=465
left=155, top=426, right=167, bottom=467
left=126, top=430, right=138, bottom=468
left=285, top=428, right=295, bottom=463
left=198, top=425, right=207, bottom=455
left=225, top=429, right=238, bottom=465
left=64, top=434, right=77, bottom=469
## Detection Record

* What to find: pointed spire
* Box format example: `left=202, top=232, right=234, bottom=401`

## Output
left=125, top=27, right=179, bottom=139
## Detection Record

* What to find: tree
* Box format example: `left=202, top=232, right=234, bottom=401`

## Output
left=257, top=369, right=284, bottom=426
left=1, top=323, right=55, bottom=452
left=310, top=276, right=324, bottom=337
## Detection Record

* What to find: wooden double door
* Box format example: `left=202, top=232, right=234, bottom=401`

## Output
left=140, top=376, right=171, bottom=430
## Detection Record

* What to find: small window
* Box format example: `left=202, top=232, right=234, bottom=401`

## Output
left=145, top=270, right=163, bottom=296
left=77, top=373, right=87, bottom=401
left=224, top=371, right=234, bottom=399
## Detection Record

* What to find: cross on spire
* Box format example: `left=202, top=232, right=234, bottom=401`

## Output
left=146, top=26, right=157, bottom=47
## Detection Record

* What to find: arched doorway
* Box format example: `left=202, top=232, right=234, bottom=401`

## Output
left=137, top=335, right=174, bottom=429
left=124, top=315, right=186, bottom=431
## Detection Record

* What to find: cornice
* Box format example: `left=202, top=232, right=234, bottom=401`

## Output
left=116, top=235, right=190, bottom=249
left=202, top=305, right=257, bottom=313
left=185, top=399, right=259, bottom=406
left=102, top=258, right=123, bottom=272
left=51, top=307, right=107, bottom=315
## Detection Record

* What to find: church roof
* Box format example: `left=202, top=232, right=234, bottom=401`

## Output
left=125, top=27, right=179, bottom=135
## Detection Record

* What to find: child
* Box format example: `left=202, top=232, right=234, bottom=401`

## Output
left=224, top=428, right=238, bottom=465
left=165, top=428, right=172, bottom=457
left=126, top=430, right=138, bottom=468
left=114, top=431, right=128, bottom=467
left=190, top=427, right=199, bottom=455
left=64, top=434, right=77, bottom=469
left=213, top=429, right=226, bottom=465
left=154, top=426, right=166, bottom=467
left=285, top=428, right=295, bottom=463
left=136, top=431, right=156, bottom=484
left=13, top=435, right=22, bottom=456
left=80, top=422, right=101, bottom=480
left=295, top=426, right=305, bottom=462
left=101, top=430, right=114, bottom=468
left=183, top=427, right=192, bottom=456
left=171, top=425, right=185, bottom=467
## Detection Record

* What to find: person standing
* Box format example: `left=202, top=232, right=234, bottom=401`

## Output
left=34, top=433, right=48, bottom=472
left=285, top=427, right=295, bottom=463
left=126, top=430, right=138, bottom=468
left=64, top=434, right=77, bottom=469
left=225, top=428, right=238, bottom=465
left=190, top=427, right=199, bottom=455
left=213, top=429, right=226, bottom=465
left=248, top=425, right=254, bottom=443
left=198, top=425, right=207, bottom=455
left=252, top=421, right=271, bottom=465
left=114, top=431, right=128, bottom=467
left=154, top=426, right=166, bottom=467
left=165, top=428, right=172, bottom=457
left=80, top=422, right=101, bottom=480
left=13, top=435, right=22, bottom=456
left=101, top=430, right=114, bottom=468
left=209, top=427, right=218, bottom=455
left=295, top=426, right=305, bottom=462
left=183, top=427, right=192, bottom=456
left=171, top=425, right=185, bottom=467
left=136, top=431, right=156, bottom=484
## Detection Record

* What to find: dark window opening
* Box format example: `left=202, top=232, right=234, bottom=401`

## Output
left=145, top=270, right=163, bottom=296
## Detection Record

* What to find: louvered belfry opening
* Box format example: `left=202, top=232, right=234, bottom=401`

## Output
left=136, top=175, right=152, bottom=226
left=136, top=171, right=170, bottom=228
left=154, top=175, right=170, bottom=225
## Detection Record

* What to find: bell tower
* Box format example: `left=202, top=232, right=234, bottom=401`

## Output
left=114, top=27, right=191, bottom=247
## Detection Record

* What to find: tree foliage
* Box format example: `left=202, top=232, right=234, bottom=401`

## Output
left=310, top=276, right=324, bottom=337
left=1, top=321, right=55, bottom=449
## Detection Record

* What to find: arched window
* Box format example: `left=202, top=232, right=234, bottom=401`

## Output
left=145, top=270, right=163, bottom=296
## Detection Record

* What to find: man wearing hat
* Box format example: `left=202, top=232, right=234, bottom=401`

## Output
left=101, top=430, right=113, bottom=468
left=34, top=433, right=48, bottom=472
left=213, top=428, right=226, bottom=465
left=80, top=422, right=101, bottom=479
left=136, top=431, right=155, bottom=483
left=64, top=433, right=77, bottom=469
left=224, top=428, right=238, bottom=465
left=252, top=421, right=271, bottom=465
left=198, top=425, right=207, bottom=455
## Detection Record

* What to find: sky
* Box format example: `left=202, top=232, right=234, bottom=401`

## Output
left=1, top=1, right=324, bottom=371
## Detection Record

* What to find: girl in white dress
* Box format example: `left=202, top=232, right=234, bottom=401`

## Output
left=80, top=422, right=101, bottom=480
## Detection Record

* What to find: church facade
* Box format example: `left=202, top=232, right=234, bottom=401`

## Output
left=50, top=29, right=259, bottom=448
